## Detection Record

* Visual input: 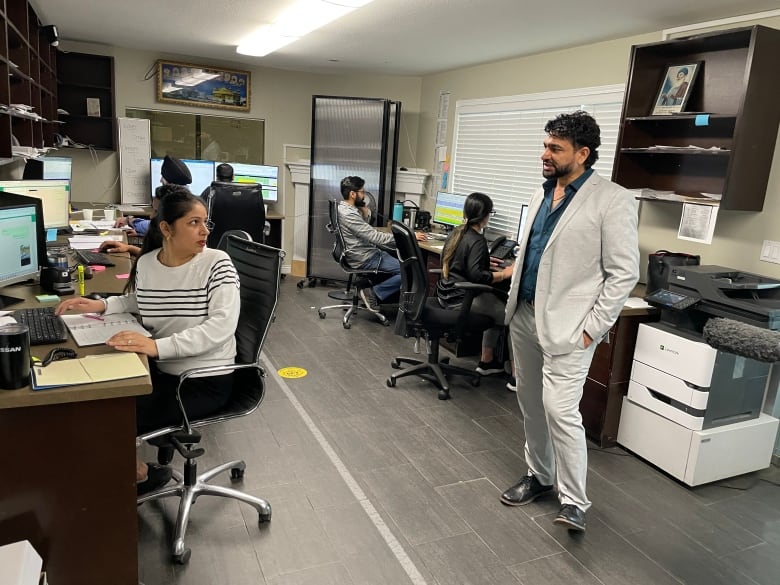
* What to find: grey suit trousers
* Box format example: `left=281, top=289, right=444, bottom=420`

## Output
left=510, top=300, right=596, bottom=511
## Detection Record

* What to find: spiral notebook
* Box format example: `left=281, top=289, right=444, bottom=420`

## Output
left=60, top=312, right=151, bottom=346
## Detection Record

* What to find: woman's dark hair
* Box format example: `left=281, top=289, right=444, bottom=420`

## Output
left=441, top=192, right=493, bottom=278
left=125, top=184, right=205, bottom=292
left=340, top=176, right=364, bottom=199
left=544, top=110, right=601, bottom=168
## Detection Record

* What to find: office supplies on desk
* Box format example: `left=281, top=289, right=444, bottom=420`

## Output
left=14, top=307, right=68, bottom=345
left=60, top=312, right=150, bottom=346
left=77, top=264, right=85, bottom=295
left=32, top=352, right=147, bottom=389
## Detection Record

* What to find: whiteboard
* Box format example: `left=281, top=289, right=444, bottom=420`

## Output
left=118, top=117, right=151, bottom=204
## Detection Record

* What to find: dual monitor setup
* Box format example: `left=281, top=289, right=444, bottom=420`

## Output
left=149, top=159, right=279, bottom=203
left=433, top=190, right=529, bottom=243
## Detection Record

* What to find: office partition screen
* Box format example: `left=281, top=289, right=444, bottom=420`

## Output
left=307, top=96, right=400, bottom=283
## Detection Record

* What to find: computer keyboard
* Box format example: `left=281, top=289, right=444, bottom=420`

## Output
left=75, top=250, right=115, bottom=267
left=15, top=307, right=68, bottom=345
left=127, top=236, right=144, bottom=247
left=427, top=232, right=447, bottom=241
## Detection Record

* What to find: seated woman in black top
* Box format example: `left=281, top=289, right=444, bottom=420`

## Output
left=436, top=192, right=514, bottom=380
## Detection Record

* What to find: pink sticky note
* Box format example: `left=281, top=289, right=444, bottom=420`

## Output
left=115, top=273, right=130, bottom=279
left=90, top=264, right=107, bottom=272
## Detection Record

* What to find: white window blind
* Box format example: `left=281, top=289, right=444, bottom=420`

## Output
left=451, top=85, right=624, bottom=236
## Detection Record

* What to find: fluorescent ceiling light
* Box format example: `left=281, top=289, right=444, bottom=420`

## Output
left=237, top=0, right=375, bottom=57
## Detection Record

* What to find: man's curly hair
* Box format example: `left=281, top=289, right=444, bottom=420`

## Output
left=544, top=110, right=600, bottom=168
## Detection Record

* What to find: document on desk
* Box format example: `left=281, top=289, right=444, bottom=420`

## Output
left=60, top=312, right=151, bottom=346
left=32, top=352, right=148, bottom=389
left=68, top=235, right=115, bottom=249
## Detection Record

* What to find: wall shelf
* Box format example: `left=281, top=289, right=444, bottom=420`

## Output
left=612, top=25, right=780, bottom=211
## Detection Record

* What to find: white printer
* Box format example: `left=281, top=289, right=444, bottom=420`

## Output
left=618, top=266, right=780, bottom=486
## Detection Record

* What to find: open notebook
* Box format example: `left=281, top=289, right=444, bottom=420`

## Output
left=32, top=352, right=148, bottom=390
left=60, top=312, right=151, bottom=346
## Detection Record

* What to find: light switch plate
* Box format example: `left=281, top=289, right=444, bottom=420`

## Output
left=759, top=240, right=780, bottom=264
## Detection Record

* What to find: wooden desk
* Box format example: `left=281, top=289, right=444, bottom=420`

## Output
left=0, top=249, right=151, bottom=585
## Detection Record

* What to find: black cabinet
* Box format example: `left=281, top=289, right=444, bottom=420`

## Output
left=57, top=51, right=116, bottom=150
left=613, top=26, right=780, bottom=211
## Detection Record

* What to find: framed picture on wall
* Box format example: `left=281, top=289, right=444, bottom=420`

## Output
left=652, top=62, right=701, bottom=115
left=156, top=60, right=250, bottom=112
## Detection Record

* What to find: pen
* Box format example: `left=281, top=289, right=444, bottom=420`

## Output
left=84, top=313, right=104, bottom=321
left=77, top=264, right=85, bottom=296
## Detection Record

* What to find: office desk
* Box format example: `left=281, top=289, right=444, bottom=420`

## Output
left=0, top=250, right=151, bottom=585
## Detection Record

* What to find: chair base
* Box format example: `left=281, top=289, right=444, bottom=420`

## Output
left=387, top=353, right=481, bottom=400
left=138, top=458, right=271, bottom=564
left=318, top=300, right=389, bottom=329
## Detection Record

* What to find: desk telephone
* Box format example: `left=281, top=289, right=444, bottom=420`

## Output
left=489, top=236, right=518, bottom=261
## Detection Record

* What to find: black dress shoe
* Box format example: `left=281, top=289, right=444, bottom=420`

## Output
left=500, top=475, right=553, bottom=506
left=553, top=504, right=586, bottom=532
left=137, top=463, right=172, bottom=496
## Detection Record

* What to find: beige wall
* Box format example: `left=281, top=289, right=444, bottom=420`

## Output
left=42, top=13, right=780, bottom=282
left=57, top=40, right=423, bottom=262
left=416, top=17, right=780, bottom=282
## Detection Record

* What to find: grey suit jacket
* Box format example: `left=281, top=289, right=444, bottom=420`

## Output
left=504, top=172, right=639, bottom=355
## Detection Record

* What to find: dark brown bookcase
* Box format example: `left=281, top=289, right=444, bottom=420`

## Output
left=57, top=51, right=116, bottom=149
left=612, top=25, right=780, bottom=211
left=0, top=0, right=58, bottom=159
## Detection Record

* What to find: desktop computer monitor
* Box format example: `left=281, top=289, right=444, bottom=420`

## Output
left=516, top=204, right=529, bottom=242
left=23, top=157, right=73, bottom=181
left=0, top=180, right=71, bottom=230
left=150, top=158, right=215, bottom=199
left=0, top=199, right=45, bottom=308
left=227, top=163, right=278, bottom=202
left=433, top=191, right=467, bottom=228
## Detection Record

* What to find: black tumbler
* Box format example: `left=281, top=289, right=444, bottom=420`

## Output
left=0, top=323, right=31, bottom=390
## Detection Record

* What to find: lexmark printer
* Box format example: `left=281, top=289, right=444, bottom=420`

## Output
left=618, top=265, right=780, bottom=486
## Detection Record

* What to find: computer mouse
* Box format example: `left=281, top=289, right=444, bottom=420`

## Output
left=85, top=292, right=103, bottom=300
left=83, top=265, right=93, bottom=279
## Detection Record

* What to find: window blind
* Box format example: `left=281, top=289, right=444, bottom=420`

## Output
left=451, top=85, right=624, bottom=236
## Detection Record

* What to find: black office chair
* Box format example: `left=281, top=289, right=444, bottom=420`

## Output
left=204, top=181, right=268, bottom=248
left=387, top=221, right=505, bottom=400
left=317, top=199, right=390, bottom=328
left=137, top=234, right=284, bottom=564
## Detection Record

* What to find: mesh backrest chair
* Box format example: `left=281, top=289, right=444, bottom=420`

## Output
left=204, top=181, right=267, bottom=248
left=137, top=235, right=284, bottom=564
left=317, top=199, right=390, bottom=328
left=387, top=221, right=506, bottom=400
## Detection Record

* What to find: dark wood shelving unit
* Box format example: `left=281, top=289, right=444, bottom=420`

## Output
left=0, top=0, right=58, bottom=159
left=612, top=25, right=780, bottom=211
left=57, top=51, right=116, bottom=149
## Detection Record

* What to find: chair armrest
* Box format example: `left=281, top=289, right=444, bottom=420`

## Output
left=177, top=362, right=263, bottom=388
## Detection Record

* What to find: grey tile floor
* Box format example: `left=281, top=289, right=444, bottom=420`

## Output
left=138, top=278, right=780, bottom=585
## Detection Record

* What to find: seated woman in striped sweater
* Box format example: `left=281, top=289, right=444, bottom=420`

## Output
left=56, top=185, right=240, bottom=494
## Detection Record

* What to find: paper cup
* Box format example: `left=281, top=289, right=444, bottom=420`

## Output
left=103, top=208, right=116, bottom=221
left=82, top=209, right=94, bottom=221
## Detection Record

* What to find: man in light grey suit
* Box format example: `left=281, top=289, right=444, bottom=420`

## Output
left=499, top=111, right=639, bottom=532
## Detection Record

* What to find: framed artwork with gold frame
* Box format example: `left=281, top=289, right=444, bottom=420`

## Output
left=156, top=60, right=250, bottom=112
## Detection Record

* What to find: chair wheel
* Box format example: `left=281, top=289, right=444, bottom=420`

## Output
left=296, top=280, right=305, bottom=289
left=386, top=378, right=396, bottom=387
left=230, top=467, right=245, bottom=480
left=259, top=511, right=272, bottom=524
left=318, top=310, right=326, bottom=319
left=157, top=445, right=175, bottom=465
left=438, top=389, right=450, bottom=400
left=381, top=319, right=390, bottom=326
left=391, top=359, right=401, bottom=369
left=470, top=376, right=481, bottom=387
left=343, top=322, right=351, bottom=329
left=173, top=548, right=191, bottom=564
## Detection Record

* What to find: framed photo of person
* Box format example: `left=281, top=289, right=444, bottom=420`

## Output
left=156, top=60, right=250, bottom=112
left=652, top=62, right=701, bottom=115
